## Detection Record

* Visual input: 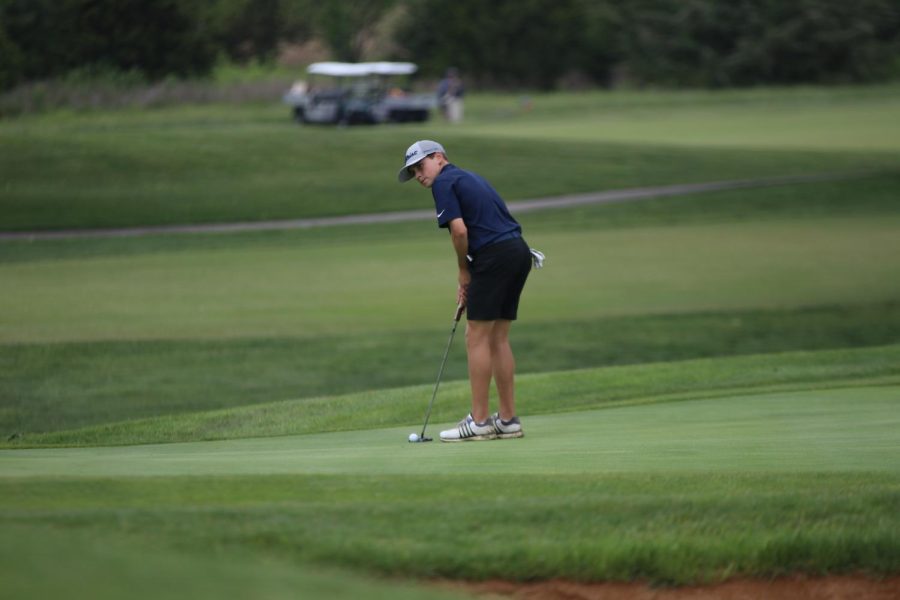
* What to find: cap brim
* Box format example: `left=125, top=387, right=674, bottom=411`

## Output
left=397, top=159, right=422, bottom=183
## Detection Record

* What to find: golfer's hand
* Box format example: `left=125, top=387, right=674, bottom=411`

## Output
left=457, top=285, right=468, bottom=307
left=457, top=270, right=470, bottom=306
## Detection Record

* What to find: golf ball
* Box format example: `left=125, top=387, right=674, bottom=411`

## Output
left=408, top=433, right=419, bottom=443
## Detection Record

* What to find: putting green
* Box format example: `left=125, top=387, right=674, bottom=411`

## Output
left=3, top=385, right=897, bottom=478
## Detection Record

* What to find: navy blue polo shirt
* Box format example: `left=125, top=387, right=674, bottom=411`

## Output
left=431, top=164, right=521, bottom=253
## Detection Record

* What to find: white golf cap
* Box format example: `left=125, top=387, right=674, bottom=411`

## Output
left=397, top=140, right=445, bottom=182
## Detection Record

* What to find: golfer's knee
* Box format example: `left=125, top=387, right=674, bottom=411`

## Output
left=489, top=326, right=510, bottom=351
left=465, top=322, right=491, bottom=347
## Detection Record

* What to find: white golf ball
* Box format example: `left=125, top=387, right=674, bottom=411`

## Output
left=408, top=433, right=419, bottom=443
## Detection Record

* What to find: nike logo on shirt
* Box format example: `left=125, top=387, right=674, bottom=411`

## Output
left=436, top=210, right=445, bottom=218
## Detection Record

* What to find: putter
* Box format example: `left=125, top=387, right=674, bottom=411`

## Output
left=413, top=303, right=465, bottom=442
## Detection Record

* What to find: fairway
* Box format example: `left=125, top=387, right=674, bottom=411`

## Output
left=3, top=215, right=900, bottom=342
left=2, top=385, right=898, bottom=477
left=471, top=91, right=900, bottom=151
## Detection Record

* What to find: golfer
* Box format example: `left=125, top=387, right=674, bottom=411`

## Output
left=398, top=140, right=534, bottom=442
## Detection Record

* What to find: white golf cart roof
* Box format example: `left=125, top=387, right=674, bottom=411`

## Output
left=306, top=62, right=418, bottom=77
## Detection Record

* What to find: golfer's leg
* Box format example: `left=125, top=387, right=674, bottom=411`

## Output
left=466, top=320, right=494, bottom=423
left=490, top=320, right=516, bottom=421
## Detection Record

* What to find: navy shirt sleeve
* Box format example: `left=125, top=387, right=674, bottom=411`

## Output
left=432, top=168, right=462, bottom=228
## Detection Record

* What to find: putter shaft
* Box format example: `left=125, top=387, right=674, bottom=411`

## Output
left=419, top=304, right=464, bottom=439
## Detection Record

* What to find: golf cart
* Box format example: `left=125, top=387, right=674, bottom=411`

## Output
left=283, top=61, right=435, bottom=125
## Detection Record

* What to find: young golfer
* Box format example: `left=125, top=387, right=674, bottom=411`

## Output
left=398, top=140, right=536, bottom=441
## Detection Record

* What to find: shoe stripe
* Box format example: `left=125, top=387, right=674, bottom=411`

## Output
left=443, top=416, right=507, bottom=440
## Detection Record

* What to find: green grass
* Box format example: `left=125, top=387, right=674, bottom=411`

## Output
left=4, top=344, right=900, bottom=447
left=2, top=174, right=899, bottom=436
left=2, top=473, right=896, bottom=586
left=4, top=303, right=900, bottom=437
left=3, top=213, right=899, bottom=343
left=2, top=385, right=898, bottom=584
left=1, top=85, right=898, bottom=231
left=2, top=171, right=899, bottom=436
left=3, top=170, right=899, bottom=265
left=2, top=86, right=900, bottom=593
left=4, top=385, right=898, bottom=477
left=1, top=523, right=470, bottom=600
left=468, top=84, right=900, bottom=121
left=472, top=86, right=900, bottom=151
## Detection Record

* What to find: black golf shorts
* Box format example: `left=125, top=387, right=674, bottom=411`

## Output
left=466, top=237, right=532, bottom=321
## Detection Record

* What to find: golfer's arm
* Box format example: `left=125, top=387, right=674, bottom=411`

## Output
left=448, top=218, right=469, bottom=270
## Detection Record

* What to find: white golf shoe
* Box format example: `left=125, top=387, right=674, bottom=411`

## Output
left=492, top=413, right=524, bottom=439
left=440, top=414, right=497, bottom=442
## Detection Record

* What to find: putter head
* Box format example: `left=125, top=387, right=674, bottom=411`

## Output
left=420, top=436, right=433, bottom=442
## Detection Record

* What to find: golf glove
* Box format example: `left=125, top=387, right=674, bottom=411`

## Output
left=530, top=248, right=545, bottom=269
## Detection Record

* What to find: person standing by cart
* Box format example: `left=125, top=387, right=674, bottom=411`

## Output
left=437, top=68, right=465, bottom=123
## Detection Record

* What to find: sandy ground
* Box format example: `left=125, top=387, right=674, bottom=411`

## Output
left=439, top=576, right=900, bottom=600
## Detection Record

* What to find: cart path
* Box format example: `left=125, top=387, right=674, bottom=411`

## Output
left=0, top=172, right=856, bottom=241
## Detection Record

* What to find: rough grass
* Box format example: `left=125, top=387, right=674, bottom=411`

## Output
left=3, top=303, right=900, bottom=437
left=4, top=473, right=896, bottom=589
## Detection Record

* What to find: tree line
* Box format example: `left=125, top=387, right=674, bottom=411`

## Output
left=1, top=0, right=898, bottom=92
